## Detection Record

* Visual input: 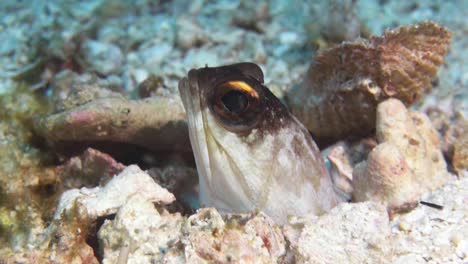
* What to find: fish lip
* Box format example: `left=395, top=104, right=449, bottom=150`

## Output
left=179, top=69, right=200, bottom=111
left=178, top=69, right=214, bottom=205
left=187, top=68, right=200, bottom=92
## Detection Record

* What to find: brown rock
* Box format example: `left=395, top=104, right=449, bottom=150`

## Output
left=34, top=89, right=190, bottom=154
left=288, top=22, right=451, bottom=146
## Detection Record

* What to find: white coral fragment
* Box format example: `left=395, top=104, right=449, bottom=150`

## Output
left=54, top=165, right=175, bottom=220
left=352, top=98, right=450, bottom=212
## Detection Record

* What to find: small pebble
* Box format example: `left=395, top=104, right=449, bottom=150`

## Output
left=398, top=220, right=411, bottom=232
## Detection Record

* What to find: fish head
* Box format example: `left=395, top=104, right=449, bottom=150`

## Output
left=179, top=62, right=336, bottom=222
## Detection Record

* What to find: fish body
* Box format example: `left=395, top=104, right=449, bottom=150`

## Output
left=179, top=63, right=337, bottom=223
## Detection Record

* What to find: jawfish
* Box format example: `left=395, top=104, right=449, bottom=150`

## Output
left=178, top=63, right=337, bottom=223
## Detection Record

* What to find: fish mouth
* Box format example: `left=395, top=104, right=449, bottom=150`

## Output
left=178, top=72, right=256, bottom=212
left=178, top=71, right=214, bottom=199
left=179, top=69, right=200, bottom=113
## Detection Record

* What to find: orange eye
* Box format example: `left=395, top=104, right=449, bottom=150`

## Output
left=223, top=81, right=259, bottom=98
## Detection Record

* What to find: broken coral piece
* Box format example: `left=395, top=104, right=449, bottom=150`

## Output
left=99, top=207, right=286, bottom=263
left=352, top=142, right=421, bottom=213
left=53, top=165, right=175, bottom=220
left=34, top=71, right=190, bottom=156
left=58, top=147, right=126, bottom=189
left=288, top=21, right=451, bottom=146
left=325, top=138, right=376, bottom=201
left=352, top=98, right=450, bottom=213
left=283, top=202, right=391, bottom=263
left=12, top=165, right=172, bottom=264
left=34, top=86, right=190, bottom=154
left=98, top=194, right=184, bottom=263
left=183, top=209, right=286, bottom=263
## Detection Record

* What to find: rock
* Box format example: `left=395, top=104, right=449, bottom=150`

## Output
left=279, top=31, right=302, bottom=46
left=288, top=22, right=451, bottom=146
left=58, top=147, right=126, bottom=189
left=425, top=105, right=467, bottom=177
left=319, top=0, right=362, bottom=43
left=325, top=139, right=376, bottom=201
left=452, top=131, right=468, bottom=176
left=33, top=84, right=191, bottom=155
left=98, top=195, right=184, bottom=264
left=182, top=209, right=286, bottom=263
left=352, top=99, right=450, bottom=213
left=176, top=16, right=207, bottom=50
left=376, top=99, right=449, bottom=192
left=183, top=48, right=220, bottom=69
left=83, top=40, right=123, bottom=75
left=147, top=165, right=199, bottom=213
left=99, top=207, right=286, bottom=263
left=53, top=165, right=175, bottom=220
left=25, top=165, right=173, bottom=262
left=283, top=202, right=392, bottom=263
left=352, top=143, right=421, bottom=212
left=3, top=165, right=172, bottom=264
left=139, top=43, right=173, bottom=68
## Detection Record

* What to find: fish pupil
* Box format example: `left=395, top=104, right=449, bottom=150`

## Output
left=221, top=90, right=248, bottom=114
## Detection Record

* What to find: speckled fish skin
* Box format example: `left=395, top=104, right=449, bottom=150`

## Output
left=178, top=63, right=337, bottom=223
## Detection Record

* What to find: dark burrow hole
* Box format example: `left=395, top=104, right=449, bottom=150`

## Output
left=45, top=141, right=195, bottom=170
left=86, top=214, right=116, bottom=263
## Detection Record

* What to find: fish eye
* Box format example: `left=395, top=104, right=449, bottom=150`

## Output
left=210, top=80, right=263, bottom=133
left=221, top=90, right=249, bottom=114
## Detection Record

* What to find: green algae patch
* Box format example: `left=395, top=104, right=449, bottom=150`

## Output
left=0, top=84, right=59, bottom=250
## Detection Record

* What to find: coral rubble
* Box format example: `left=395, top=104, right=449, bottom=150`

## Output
left=352, top=98, right=450, bottom=213
left=1, top=165, right=174, bottom=263
left=453, top=132, right=468, bottom=176
left=0, top=0, right=466, bottom=262
left=34, top=75, right=190, bottom=155
left=284, top=202, right=391, bottom=263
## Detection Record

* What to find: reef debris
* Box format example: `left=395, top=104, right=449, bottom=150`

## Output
left=325, top=138, right=376, bottom=201
left=288, top=21, right=451, bottom=146
left=452, top=131, right=468, bottom=176
left=52, top=165, right=175, bottom=221
left=352, top=98, right=450, bottom=213
left=33, top=76, right=190, bottom=156
left=1, top=165, right=174, bottom=263
left=98, top=194, right=184, bottom=263
left=99, top=207, right=286, bottom=263
left=181, top=209, right=286, bottom=263
left=58, top=147, right=126, bottom=189
left=283, top=202, right=391, bottom=263
left=426, top=105, right=468, bottom=177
